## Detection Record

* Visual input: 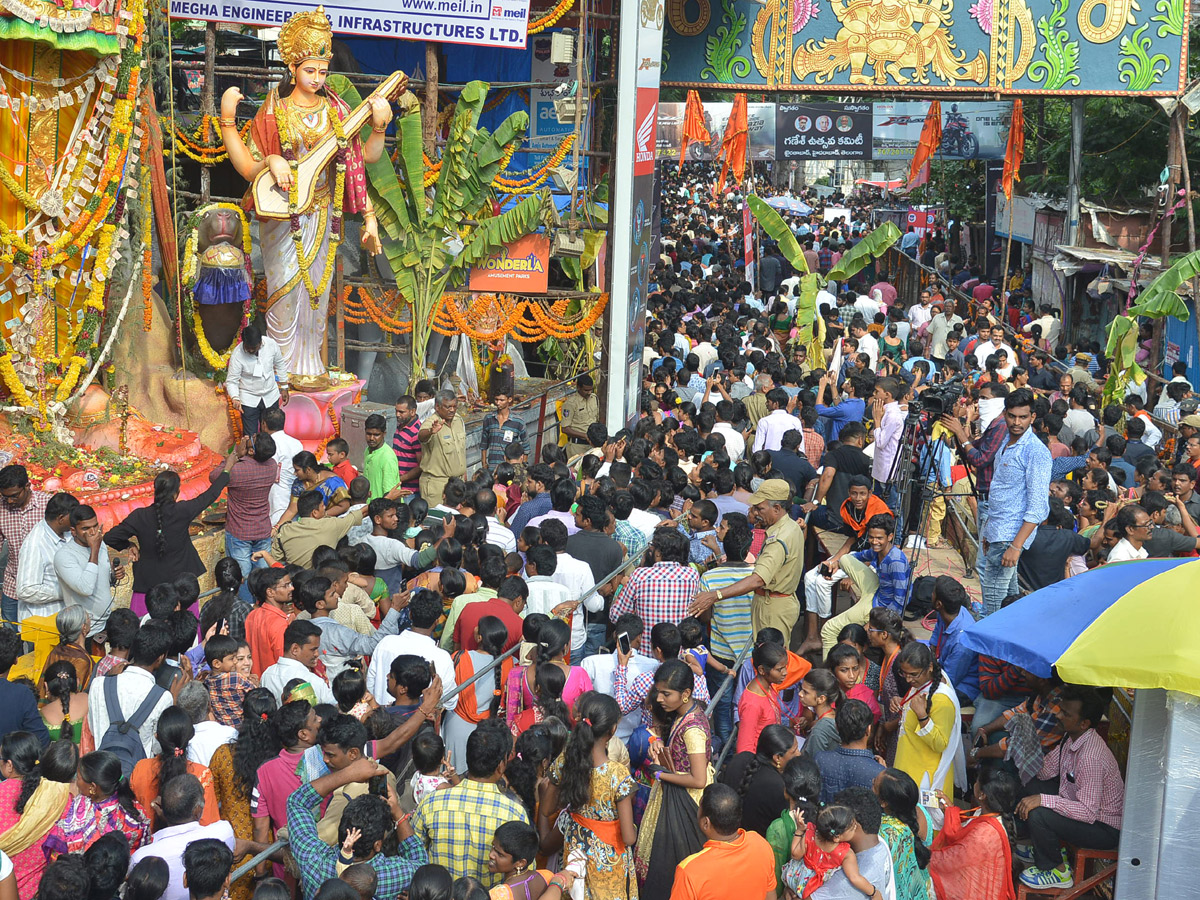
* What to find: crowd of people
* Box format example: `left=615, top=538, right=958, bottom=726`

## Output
left=0, top=171, right=1156, bottom=900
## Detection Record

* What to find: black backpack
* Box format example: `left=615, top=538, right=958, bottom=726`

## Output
left=97, top=675, right=167, bottom=777
left=904, top=575, right=937, bottom=621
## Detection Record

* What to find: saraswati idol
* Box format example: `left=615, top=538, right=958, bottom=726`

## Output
left=220, top=6, right=409, bottom=378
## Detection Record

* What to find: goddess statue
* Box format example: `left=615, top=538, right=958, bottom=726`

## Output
left=219, top=7, right=401, bottom=378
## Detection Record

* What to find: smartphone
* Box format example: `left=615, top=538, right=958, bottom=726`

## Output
left=367, top=774, right=388, bottom=798
left=617, top=631, right=632, bottom=655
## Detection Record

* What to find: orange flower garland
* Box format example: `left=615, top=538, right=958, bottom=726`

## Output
left=528, top=0, right=575, bottom=34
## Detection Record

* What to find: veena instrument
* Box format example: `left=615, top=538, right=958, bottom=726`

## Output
left=251, top=69, right=407, bottom=220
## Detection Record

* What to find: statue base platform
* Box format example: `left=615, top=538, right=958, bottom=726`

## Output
left=283, top=376, right=366, bottom=452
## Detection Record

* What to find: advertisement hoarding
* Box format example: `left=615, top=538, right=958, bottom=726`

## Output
left=656, top=101, right=776, bottom=160
left=872, top=101, right=1012, bottom=160
left=776, top=102, right=870, bottom=160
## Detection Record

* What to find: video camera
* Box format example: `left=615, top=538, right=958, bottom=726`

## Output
left=911, top=374, right=966, bottom=418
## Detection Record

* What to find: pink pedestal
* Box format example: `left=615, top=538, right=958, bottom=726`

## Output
left=282, top=379, right=366, bottom=452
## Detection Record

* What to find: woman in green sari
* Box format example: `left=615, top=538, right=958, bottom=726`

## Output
left=874, top=768, right=934, bottom=900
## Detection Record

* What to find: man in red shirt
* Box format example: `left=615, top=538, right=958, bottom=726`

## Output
left=244, top=567, right=294, bottom=678
left=671, top=784, right=777, bottom=900
left=223, top=433, right=279, bottom=577
left=452, top=575, right=524, bottom=652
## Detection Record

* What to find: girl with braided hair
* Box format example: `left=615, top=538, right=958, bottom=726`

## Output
left=106, top=459, right=235, bottom=617
left=892, top=641, right=966, bottom=800
left=0, top=732, right=71, bottom=899
left=43, top=750, right=150, bottom=858
left=545, top=693, right=637, bottom=900
left=444, top=615, right=513, bottom=771
left=40, top=660, right=87, bottom=744
left=867, top=606, right=913, bottom=765
left=129, top=707, right=220, bottom=831
left=874, top=767, right=934, bottom=900
left=718, top=723, right=797, bottom=836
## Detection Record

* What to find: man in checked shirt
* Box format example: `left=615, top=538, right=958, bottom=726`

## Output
left=1015, top=685, right=1124, bottom=890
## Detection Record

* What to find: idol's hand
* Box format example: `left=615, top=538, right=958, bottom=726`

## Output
left=267, top=155, right=292, bottom=191
left=368, top=95, right=393, bottom=129
left=362, top=217, right=383, bottom=255
left=221, top=86, right=243, bottom=119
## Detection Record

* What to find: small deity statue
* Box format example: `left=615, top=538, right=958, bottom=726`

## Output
left=219, top=6, right=402, bottom=378
left=193, top=205, right=251, bottom=353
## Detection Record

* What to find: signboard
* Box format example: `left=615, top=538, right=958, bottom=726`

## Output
left=655, top=102, right=776, bottom=160
left=607, top=0, right=666, bottom=427
left=170, top=0, right=532, bottom=48
left=660, top=0, right=1189, bottom=94
left=776, top=102, right=870, bottom=160
left=468, top=234, right=550, bottom=292
left=742, top=200, right=755, bottom=288
left=906, top=209, right=938, bottom=238
left=529, top=32, right=578, bottom=160
left=873, top=101, right=1011, bottom=160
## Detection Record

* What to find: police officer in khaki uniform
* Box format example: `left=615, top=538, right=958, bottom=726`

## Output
left=417, top=390, right=467, bottom=503
left=691, top=478, right=804, bottom=643
left=560, top=374, right=600, bottom=458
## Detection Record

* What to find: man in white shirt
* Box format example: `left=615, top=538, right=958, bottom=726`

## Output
left=753, top=389, right=805, bottom=453
left=850, top=321, right=878, bottom=370
left=475, top=489, right=516, bottom=553
left=261, top=620, right=336, bottom=707
left=177, top=682, right=237, bottom=768
left=1022, top=304, right=1063, bottom=347
left=712, top=401, right=746, bottom=462
left=16, top=492, right=77, bottom=622
left=263, top=407, right=304, bottom=524
left=538, top=519, right=599, bottom=654
left=130, top=775, right=242, bottom=900
left=366, top=589, right=456, bottom=709
left=225, top=323, right=288, bottom=436
left=907, top=289, right=934, bottom=329
left=581, top=613, right=657, bottom=741
left=88, top=621, right=174, bottom=755
left=973, top=325, right=1015, bottom=368
left=523, top=545, right=573, bottom=616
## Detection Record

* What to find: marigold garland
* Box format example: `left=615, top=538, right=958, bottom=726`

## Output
left=167, top=116, right=253, bottom=163
left=527, top=0, right=575, bottom=34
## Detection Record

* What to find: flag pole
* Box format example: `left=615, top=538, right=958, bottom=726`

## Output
left=1002, top=193, right=1015, bottom=302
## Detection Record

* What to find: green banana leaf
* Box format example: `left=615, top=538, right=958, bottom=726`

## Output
left=1126, top=248, right=1197, bottom=320
left=324, top=75, right=410, bottom=232
left=457, top=193, right=545, bottom=274
left=746, top=195, right=807, bottom=274
left=827, top=222, right=902, bottom=282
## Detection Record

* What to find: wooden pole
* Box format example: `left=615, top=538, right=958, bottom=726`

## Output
left=1177, top=113, right=1198, bottom=373
left=1002, top=192, right=1015, bottom=300
left=423, top=42, right=439, bottom=157
left=200, top=21, right=217, bottom=203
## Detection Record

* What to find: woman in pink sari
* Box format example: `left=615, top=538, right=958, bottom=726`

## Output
left=929, top=769, right=1019, bottom=900
left=0, top=733, right=71, bottom=900
left=505, top=619, right=592, bottom=734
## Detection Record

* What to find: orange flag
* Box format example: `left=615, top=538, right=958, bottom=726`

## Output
left=906, top=100, right=942, bottom=191
left=1002, top=99, right=1025, bottom=200
left=716, top=93, right=748, bottom=196
left=679, top=90, right=711, bottom=173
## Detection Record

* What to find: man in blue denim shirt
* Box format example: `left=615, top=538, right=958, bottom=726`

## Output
left=974, top=388, right=1052, bottom=617
left=925, top=575, right=979, bottom=704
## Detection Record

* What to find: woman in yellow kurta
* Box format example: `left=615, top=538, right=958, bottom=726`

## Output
left=891, top=642, right=965, bottom=798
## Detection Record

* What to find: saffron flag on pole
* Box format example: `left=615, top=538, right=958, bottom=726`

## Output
left=906, top=101, right=942, bottom=192
left=1002, top=99, right=1025, bottom=200
left=716, top=93, right=748, bottom=197
left=679, top=90, right=711, bottom=173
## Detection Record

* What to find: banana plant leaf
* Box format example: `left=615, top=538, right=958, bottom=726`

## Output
left=746, top=195, right=808, bottom=275
left=1126, top=248, right=1197, bottom=320
left=325, top=75, right=411, bottom=232
left=827, top=221, right=901, bottom=282
left=457, top=193, right=545, bottom=274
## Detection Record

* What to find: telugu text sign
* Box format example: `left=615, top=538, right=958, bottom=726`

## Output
left=169, top=0, right=532, bottom=49
left=776, top=102, right=870, bottom=160
left=660, top=0, right=1189, bottom=94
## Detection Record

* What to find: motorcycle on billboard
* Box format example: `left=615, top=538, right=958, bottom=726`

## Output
left=940, top=104, right=979, bottom=159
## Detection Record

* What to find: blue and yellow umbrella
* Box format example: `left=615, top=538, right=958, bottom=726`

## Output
left=960, top=558, right=1200, bottom=697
